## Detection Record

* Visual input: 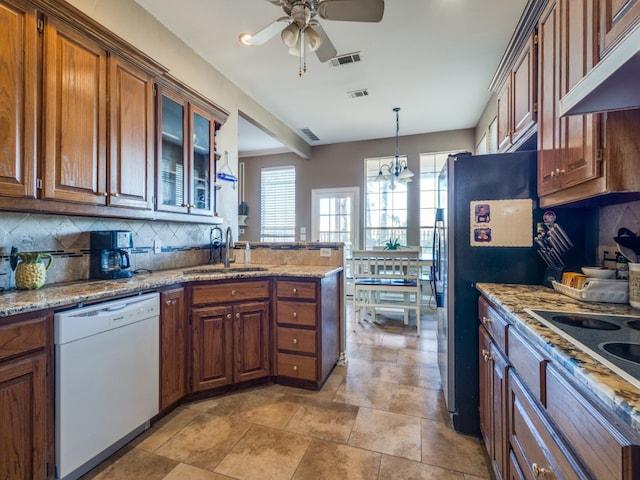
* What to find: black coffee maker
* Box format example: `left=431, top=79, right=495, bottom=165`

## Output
left=90, top=230, right=133, bottom=279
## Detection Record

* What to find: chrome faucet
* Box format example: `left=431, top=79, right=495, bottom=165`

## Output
left=224, top=226, right=234, bottom=267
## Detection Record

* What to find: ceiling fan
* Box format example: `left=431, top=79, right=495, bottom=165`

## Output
left=239, top=0, right=385, bottom=76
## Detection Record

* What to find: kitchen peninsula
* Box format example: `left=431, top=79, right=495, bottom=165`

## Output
left=0, top=255, right=343, bottom=479
left=477, top=282, right=640, bottom=479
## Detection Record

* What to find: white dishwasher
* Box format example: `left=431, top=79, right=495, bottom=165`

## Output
left=54, top=292, right=160, bottom=480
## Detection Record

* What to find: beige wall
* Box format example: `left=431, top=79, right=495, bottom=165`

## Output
left=241, top=129, right=475, bottom=248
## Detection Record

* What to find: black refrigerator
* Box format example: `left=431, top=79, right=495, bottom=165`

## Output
left=433, top=151, right=545, bottom=435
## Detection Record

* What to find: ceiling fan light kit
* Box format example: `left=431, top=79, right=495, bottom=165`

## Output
left=239, top=0, right=384, bottom=76
left=375, top=107, right=415, bottom=189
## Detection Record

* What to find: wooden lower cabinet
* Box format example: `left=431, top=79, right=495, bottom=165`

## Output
left=479, top=295, right=640, bottom=480
left=159, top=287, right=186, bottom=410
left=0, top=311, right=52, bottom=480
left=274, top=272, right=341, bottom=389
left=508, top=371, right=587, bottom=479
left=479, top=325, right=509, bottom=480
left=190, top=280, right=270, bottom=392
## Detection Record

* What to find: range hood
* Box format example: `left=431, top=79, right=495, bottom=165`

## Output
left=560, top=22, right=640, bottom=116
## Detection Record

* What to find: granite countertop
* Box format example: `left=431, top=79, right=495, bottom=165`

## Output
left=476, top=282, right=640, bottom=436
left=0, top=264, right=343, bottom=318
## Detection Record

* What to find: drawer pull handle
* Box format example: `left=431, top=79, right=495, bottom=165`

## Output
left=111, top=192, right=119, bottom=197
left=531, top=463, right=551, bottom=478
left=231, top=290, right=236, bottom=296
left=292, top=288, right=298, bottom=294
left=227, top=314, right=232, bottom=319
left=293, top=312, right=297, bottom=318
left=98, top=192, right=108, bottom=197
left=236, top=313, right=240, bottom=319
left=293, top=338, right=298, bottom=344
left=292, top=365, right=298, bottom=371
left=482, top=316, right=492, bottom=324
left=165, top=299, right=175, bottom=305
left=482, top=349, right=492, bottom=362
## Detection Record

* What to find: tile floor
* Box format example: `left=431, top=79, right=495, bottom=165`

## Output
left=82, top=306, right=491, bottom=480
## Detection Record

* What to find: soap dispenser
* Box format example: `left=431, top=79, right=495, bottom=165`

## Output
left=245, top=242, right=251, bottom=265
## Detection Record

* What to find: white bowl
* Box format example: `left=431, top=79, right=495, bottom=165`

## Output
left=581, top=267, right=616, bottom=279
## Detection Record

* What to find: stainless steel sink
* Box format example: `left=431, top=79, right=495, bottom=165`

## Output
left=183, top=266, right=268, bottom=275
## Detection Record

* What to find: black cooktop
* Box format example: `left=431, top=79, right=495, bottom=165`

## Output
left=525, top=309, right=640, bottom=389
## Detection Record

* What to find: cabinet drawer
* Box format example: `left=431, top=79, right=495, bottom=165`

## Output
left=277, top=327, right=317, bottom=354
left=546, top=365, right=640, bottom=480
left=508, top=327, right=547, bottom=402
left=508, top=371, right=587, bottom=480
left=478, top=296, right=509, bottom=353
left=0, top=316, right=47, bottom=361
left=277, top=352, right=317, bottom=381
left=276, top=280, right=316, bottom=300
left=277, top=301, right=317, bottom=327
left=192, top=281, right=270, bottom=305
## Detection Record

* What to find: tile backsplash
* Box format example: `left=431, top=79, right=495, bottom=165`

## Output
left=0, top=212, right=344, bottom=289
left=0, top=212, right=213, bottom=288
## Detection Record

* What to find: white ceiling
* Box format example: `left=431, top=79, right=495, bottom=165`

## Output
left=134, top=0, right=528, bottom=155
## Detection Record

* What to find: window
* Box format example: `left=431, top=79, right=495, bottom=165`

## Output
left=419, top=152, right=450, bottom=252
left=364, top=157, right=408, bottom=248
left=260, top=166, right=296, bottom=242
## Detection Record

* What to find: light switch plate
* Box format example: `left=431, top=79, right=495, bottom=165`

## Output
left=154, top=239, right=162, bottom=254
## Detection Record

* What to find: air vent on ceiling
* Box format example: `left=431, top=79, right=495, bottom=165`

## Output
left=348, top=89, right=369, bottom=99
left=329, top=52, right=362, bottom=67
left=300, top=128, right=320, bottom=142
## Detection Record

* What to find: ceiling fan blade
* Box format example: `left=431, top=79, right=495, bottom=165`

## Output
left=241, top=17, right=289, bottom=45
left=313, top=23, right=337, bottom=62
left=318, top=0, right=384, bottom=22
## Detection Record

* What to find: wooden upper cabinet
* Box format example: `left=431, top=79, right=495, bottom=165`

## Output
left=108, top=55, right=154, bottom=209
left=537, top=0, right=561, bottom=196
left=511, top=33, right=537, bottom=143
left=600, top=0, right=640, bottom=55
left=496, top=80, right=511, bottom=152
left=558, top=0, right=599, bottom=190
left=537, top=0, right=601, bottom=201
left=157, top=87, right=217, bottom=216
left=496, top=32, right=537, bottom=153
left=0, top=0, right=38, bottom=199
left=42, top=15, right=107, bottom=205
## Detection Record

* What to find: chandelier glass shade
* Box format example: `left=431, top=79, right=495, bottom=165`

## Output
left=375, top=107, right=414, bottom=187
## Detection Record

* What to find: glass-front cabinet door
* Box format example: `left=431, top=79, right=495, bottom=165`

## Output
left=157, top=87, right=216, bottom=216
left=158, top=91, right=188, bottom=213
left=189, top=104, right=214, bottom=216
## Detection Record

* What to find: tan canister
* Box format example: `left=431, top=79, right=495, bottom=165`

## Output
left=629, top=263, right=640, bottom=309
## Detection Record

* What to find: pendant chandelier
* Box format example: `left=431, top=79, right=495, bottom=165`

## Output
left=375, top=107, right=414, bottom=187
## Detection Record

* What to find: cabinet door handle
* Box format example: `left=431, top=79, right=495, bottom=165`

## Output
left=292, top=338, right=298, bottom=344
left=292, top=365, right=298, bottom=371
left=482, top=349, right=492, bottom=362
left=165, top=299, right=176, bottom=305
left=111, top=192, right=119, bottom=197
left=292, top=312, right=297, bottom=318
left=97, top=192, right=108, bottom=197
left=292, top=288, right=297, bottom=294
left=531, top=463, right=551, bottom=478
left=231, top=290, right=236, bottom=296
left=226, top=313, right=232, bottom=319
left=235, top=313, right=240, bottom=319
left=482, top=316, right=492, bottom=324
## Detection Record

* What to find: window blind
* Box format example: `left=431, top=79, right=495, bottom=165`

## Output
left=260, top=166, right=296, bottom=242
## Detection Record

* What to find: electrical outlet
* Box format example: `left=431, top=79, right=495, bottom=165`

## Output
left=239, top=228, right=245, bottom=235
left=320, top=248, right=331, bottom=257
left=154, top=239, right=162, bottom=254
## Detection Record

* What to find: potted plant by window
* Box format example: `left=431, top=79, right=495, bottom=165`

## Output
left=238, top=201, right=249, bottom=226
left=384, top=237, right=402, bottom=250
